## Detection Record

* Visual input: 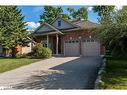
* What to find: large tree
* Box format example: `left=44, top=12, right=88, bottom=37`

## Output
left=0, top=6, right=29, bottom=57
left=93, top=6, right=115, bottom=24
left=40, top=6, right=70, bottom=23
left=67, top=7, right=88, bottom=20
left=93, top=6, right=127, bottom=58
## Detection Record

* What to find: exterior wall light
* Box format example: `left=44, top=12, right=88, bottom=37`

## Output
left=78, top=36, right=81, bottom=39
left=89, top=35, right=92, bottom=39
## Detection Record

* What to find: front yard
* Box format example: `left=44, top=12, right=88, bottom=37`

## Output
left=100, top=58, right=127, bottom=89
left=0, top=58, right=40, bottom=73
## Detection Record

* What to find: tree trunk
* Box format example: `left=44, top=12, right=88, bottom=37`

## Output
left=11, top=47, right=16, bottom=57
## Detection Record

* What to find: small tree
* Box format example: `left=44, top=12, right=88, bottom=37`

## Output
left=32, top=43, right=52, bottom=58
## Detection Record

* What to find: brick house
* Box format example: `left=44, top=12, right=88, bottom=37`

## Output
left=33, top=17, right=105, bottom=56
left=0, top=37, right=34, bottom=57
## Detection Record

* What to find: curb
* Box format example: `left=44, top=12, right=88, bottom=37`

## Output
left=94, top=56, right=106, bottom=89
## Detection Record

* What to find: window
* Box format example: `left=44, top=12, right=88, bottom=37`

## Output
left=69, top=41, right=71, bottom=43
left=83, top=40, right=86, bottom=42
left=76, top=40, right=79, bottom=43
left=87, top=39, right=90, bottom=42
left=91, top=39, right=94, bottom=42
left=72, top=40, right=75, bottom=43
left=58, top=20, right=61, bottom=26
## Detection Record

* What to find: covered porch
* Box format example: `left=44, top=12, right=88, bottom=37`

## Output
left=32, top=22, right=64, bottom=55
left=34, top=33, right=62, bottom=55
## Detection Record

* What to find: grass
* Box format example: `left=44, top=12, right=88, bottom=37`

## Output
left=0, top=58, right=40, bottom=73
left=100, top=58, right=127, bottom=89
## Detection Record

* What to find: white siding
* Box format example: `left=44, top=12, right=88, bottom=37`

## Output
left=21, top=43, right=32, bottom=54
left=52, top=18, right=74, bottom=29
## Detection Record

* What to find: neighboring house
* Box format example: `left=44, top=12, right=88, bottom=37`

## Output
left=0, top=37, right=35, bottom=57
left=33, top=16, right=105, bottom=56
left=15, top=42, right=33, bottom=55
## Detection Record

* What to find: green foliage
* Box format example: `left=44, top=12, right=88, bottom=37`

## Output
left=16, top=53, right=27, bottom=58
left=93, top=6, right=127, bottom=58
left=0, top=58, right=39, bottom=73
left=98, top=80, right=105, bottom=89
left=93, top=6, right=115, bottom=17
left=67, top=7, right=88, bottom=20
left=40, top=6, right=88, bottom=23
left=40, top=6, right=70, bottom=23
left=0, top=6, right=29, bottom=56
left=93, top=6, right=115, bottom=24
left=16, top=52, right=33, bottom=59
left=32, top=43, right=52, bottom=58
left=100, top=58, right=127, bottom=89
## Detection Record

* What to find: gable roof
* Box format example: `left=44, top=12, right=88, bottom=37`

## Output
left=34, top=22, right=62, bottom=34
left=50, top=16, right=79, bottom=28
left=33, top=17, right=98, bottom=35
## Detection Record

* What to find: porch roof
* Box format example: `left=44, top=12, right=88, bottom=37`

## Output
left=33, top=31, right=61, bottom=36
left=33, top=22, right=63, bottom=36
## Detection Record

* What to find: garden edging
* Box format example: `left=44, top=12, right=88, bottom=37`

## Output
left=94, top=56, right=106, bottom=89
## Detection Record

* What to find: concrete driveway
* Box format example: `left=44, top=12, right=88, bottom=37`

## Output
left=0, top=57, right=102, bottom=89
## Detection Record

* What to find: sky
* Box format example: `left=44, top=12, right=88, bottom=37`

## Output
left=18, top=6, right=99, bottom=31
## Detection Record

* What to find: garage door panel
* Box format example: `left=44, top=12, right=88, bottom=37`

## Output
left=64, top=39, right=100, bottom=57
left=81, top=41, right=100, bottom=56
left=64, top=41, right=80, bottom=56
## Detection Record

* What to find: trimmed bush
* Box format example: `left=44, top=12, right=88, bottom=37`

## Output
left=16, top=53, right=27, bottom=58
left=32, top=43, right=52, bottom=58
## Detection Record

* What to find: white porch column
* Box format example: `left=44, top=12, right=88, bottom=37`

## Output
left=56, top=34, right=59, bottom=55
left=46, top=35, right=49, bottom=48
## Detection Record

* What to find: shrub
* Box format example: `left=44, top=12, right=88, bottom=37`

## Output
left=98, top=80, right=105, bottom=89
left=16, top=53, right=27, bottom=58
left=32, top=43, right=52, bottom=58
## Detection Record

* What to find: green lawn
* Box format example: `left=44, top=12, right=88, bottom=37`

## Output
left=0, top=58, right=40, bottom=73
left=100, top=58, right=127, bottom=89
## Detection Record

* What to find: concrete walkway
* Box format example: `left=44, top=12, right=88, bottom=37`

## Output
left=0, top=57, right=101, bottom=89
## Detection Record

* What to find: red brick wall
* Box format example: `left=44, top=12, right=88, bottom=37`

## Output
left=61, top=30, right=105, bottom=55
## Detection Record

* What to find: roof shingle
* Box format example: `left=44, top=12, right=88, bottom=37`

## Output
left=71, top=20, right=99, bottom=29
